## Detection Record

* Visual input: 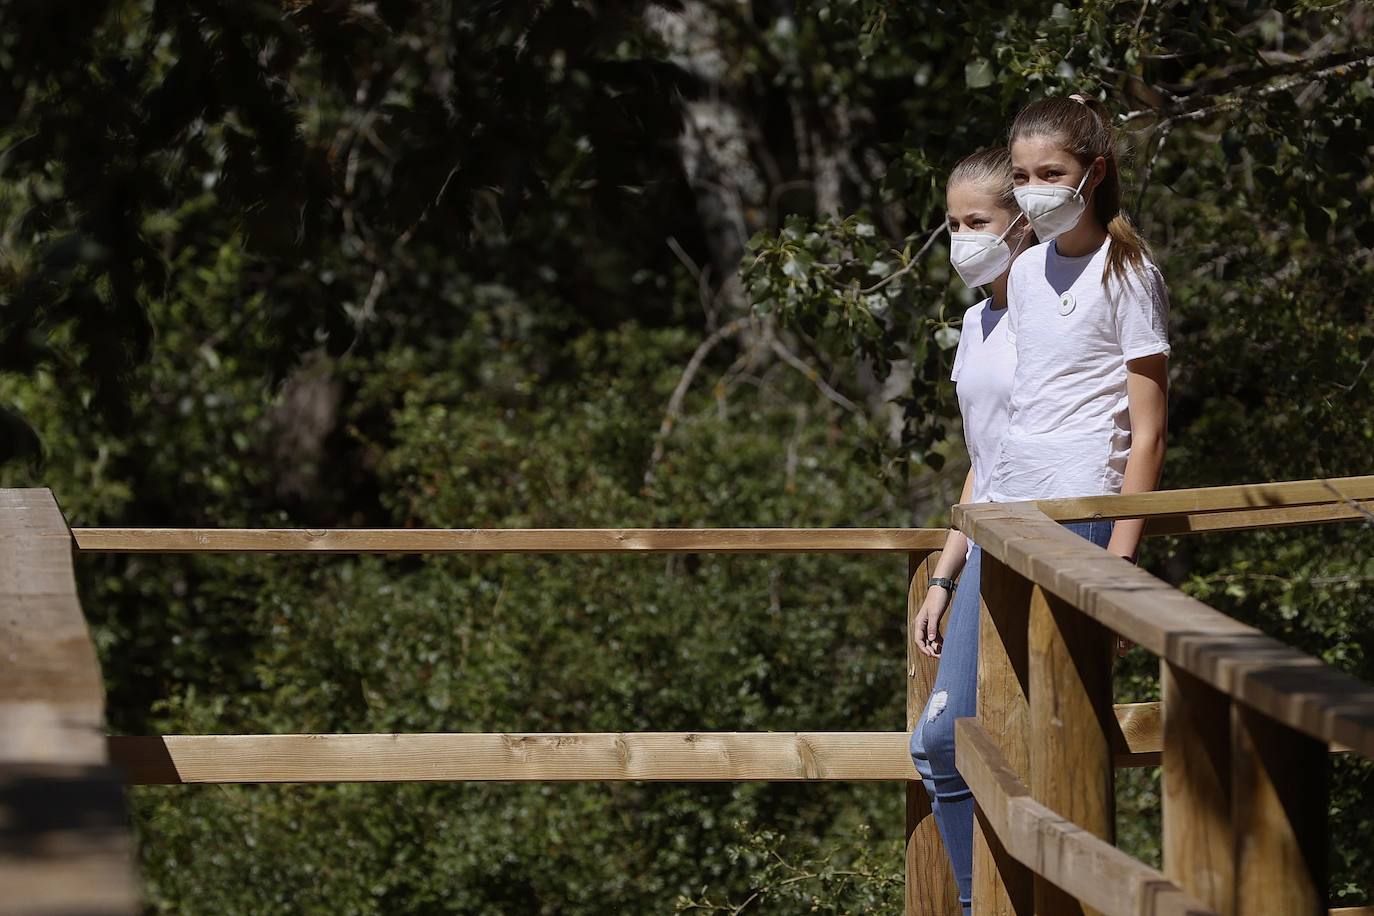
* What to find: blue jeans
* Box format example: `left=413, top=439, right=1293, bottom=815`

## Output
left=909, top=519, right=1113, bottom=915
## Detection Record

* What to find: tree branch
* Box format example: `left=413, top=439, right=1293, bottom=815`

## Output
left=644, top=315, right=752, bottom=488
left=766, top=331, right=860, bottom=415
left=858, top=219, right=944, bottom=294
left=1119, top=48, right=1374, bottom=126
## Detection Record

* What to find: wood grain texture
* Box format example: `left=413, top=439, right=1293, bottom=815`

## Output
left=954, top=502, right=1374, bottom=758
left=1029, top=585, right=1115, bottom=916
left=0, top=489, right=138, bottom=915
left=1115, top=701, right=1164, bottom=767
left=109, top=732, right=920, bottom=783
left=956, top=719, right=1217, bottom=916
left=1231, top=704, right=1328, bottom=916
left=906, top=552, right=962, bottom=916
left=1142, top=501, right=1374, bottom=537
left=71, top=526, right=948, bottom=554
left=1162, top=664, right=1235, bottom=916
left=1030, top=475, right=1374, bottom=523
left=1112, top=701, right=1339, bottom=769
left=972, top=553, right=1035, bottom=916
left=106, top=701, right=1179, bottom=787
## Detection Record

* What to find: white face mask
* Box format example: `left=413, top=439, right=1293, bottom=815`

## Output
left=949, top=213, right=1028, bottom=288
left=1013, top=169, right=1090, bottom=242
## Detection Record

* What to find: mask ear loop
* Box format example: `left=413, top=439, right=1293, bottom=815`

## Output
left=998, top=211, right=1029, bottom=251
left=1071, top=168, right=1091, bottom=199
left=1005, top=213, right=1031, bottom=258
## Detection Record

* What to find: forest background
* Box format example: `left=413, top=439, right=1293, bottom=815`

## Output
left=1, top=0, right=1371, bottom=912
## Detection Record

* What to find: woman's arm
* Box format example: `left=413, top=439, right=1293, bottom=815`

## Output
left=930, top=469, right=974, bottom=581
left=915, top=468, right=975, bottom=656
left=1107, top=354, right=1168, bottom=561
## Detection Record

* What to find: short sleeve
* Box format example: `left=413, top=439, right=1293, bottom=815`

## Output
left=1112, top=263, right=1170, bottom=362
left=1005, top=264, right=1022, bottom=348
left=950, top=301, right=981, bottom=382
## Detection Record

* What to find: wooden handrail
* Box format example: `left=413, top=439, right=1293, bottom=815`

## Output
left=9, top=477, right=1370, bottom=915
left=955, top=484, right=1373, bottom=916
left=1031, top=473, right=1374, bottom=522
left=1142, top=499, right=1374, bottom=536
left=69, top=527, right=950, bottom=553
left=109, top=732, right=914, bottom=783
left=0, top=489, right=138, bottom=913
left=70, top=475, right=1374, bottom=555
left=954, top=501, right=1374, bottom=757
left=106, top=703, right=1350, bottom=784
left=954, top=719, right=1215, bottom=916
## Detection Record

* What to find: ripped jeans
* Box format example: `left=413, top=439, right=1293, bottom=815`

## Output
left=909, top=519, right=1113, bottom=915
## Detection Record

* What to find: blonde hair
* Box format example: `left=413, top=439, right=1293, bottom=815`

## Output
left=948, top=146, right=1017, bottom=214
left=1008, top=95, right=1154, bottom=289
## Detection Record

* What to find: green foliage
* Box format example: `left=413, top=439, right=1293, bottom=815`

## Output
left=112, top=320, right=918, bottom=913
left=675, top=824, right=903, bottom=915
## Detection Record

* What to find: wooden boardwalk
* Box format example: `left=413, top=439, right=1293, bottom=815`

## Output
left=3, top=476, right=1372, bottom=914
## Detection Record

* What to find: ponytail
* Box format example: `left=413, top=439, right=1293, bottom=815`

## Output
left=1009, top=95, right=1157, bottom=291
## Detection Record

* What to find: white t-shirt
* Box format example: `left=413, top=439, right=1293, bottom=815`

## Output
left=988, top=237, right=1170, bottom=502
left=951, top=298, right=1016, bottom=505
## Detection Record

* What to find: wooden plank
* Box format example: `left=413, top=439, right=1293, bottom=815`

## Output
left=1115, top=701, right=1164, bottom=767
left=972, top=553, right=1035, bottom=915
left=1143, top=501, right=1374, bottom=537
left=101, top=701, right=1236, bottom=786
left=954, top=504, right=1374, bottom=758
left=906, top=551, right=961, bottom=916
left=1111, top=701, right=1346, bottom=768
left=956, top=718, right=1218, bottom=916
left=70, top=527, right=949, bottom=554
left=1232, top=704, right=1328, bottom=916
left=0, top=489, right=138, bottom=914
left=1029, top=585, right=1115, bottom=916
left=1162, top=664, right=1235, bottom=915
left=1030, top=475, right=1374, bottom=523
left=108, top=732, right=922, bottom=783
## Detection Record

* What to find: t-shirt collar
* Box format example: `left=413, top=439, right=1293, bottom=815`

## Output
left=1049, top=235, right=1110, bottom=262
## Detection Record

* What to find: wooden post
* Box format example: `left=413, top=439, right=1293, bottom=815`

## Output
left=972, top=553, right=1034, bottom=915
left=1165, top=661, right=1330, bottom=916
left=1161, top=662, right=1235, bottom=915
left=907, top=551, right=961, bottom=916
left=1028, top=585, right=1115, bottom=916
left=1231, top=704, right=1328, bottom=916
left=0, top=489, right=138, bottom=914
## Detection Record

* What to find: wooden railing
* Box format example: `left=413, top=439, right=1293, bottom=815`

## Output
left=953, top=476, right=1374, bottom=916
left=2, top=476, right=1371, bottom=914
left=0, top=490, right=138, bottom=915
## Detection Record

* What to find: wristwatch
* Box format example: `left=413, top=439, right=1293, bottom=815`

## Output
left=928, top=576, right=956, bottom=593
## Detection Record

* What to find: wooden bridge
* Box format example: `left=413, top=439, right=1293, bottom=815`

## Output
left=3, top=476, right=1372, bottom=914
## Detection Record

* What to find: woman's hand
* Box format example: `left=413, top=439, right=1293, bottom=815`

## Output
left=914, top=585, right=952, bottom=657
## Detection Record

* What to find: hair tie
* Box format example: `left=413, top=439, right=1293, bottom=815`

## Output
left=1069, top=93, right=1103, bottom=128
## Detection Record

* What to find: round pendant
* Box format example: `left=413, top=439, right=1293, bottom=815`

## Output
left=1058, top=292, right=1076, bottom=316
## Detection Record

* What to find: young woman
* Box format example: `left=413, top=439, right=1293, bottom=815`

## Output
left=990, top=94, right=1169, bottom=566
left=908, top=146, right=1033, bottom=916
left=914, top=96, right=1170, bottom=914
